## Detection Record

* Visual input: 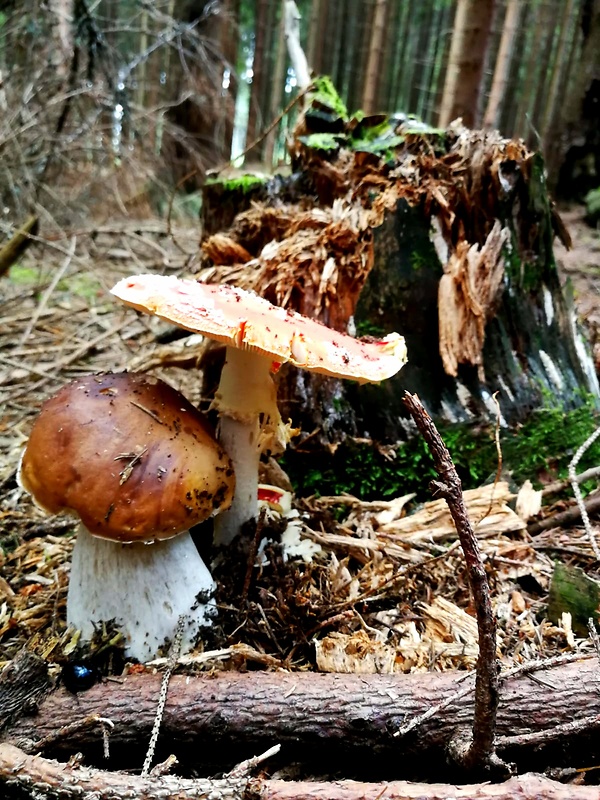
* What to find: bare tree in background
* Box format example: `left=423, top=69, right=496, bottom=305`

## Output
left=0, top=0, right=595, bottom=228
left=0, top=0, right=234, bottom=226
left=163, top=0, right=238, bottom=184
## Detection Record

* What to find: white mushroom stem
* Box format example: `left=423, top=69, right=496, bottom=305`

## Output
left=213, top=347, right=286, bottom=547
left=216, top=415, right=261, bottom=545
left=67, top=526, right=216, bottom=663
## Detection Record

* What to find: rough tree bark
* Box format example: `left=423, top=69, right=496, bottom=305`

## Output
left=2, top=659, right=599, bottom=778
left=438, top=0, right=496, bottom=127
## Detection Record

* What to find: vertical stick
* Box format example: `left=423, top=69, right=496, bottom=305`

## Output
left=403, top=392, right=503, bottom=775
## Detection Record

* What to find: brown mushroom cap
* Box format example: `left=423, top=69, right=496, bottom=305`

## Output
left=19, top=373, right=235, bottom=543
left=111, top=275, right=407, bottom=383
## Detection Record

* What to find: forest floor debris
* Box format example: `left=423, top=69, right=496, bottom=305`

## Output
left=0, top=210, right=599, bottom=681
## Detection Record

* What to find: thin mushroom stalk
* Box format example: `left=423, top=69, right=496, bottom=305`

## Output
left=213, top=347, right=289, bottom=545
left=111, top=275, right=408, bottom=546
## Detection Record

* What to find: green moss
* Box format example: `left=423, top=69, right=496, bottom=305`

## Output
left=282, top=398, right=600, bottom=501
left=8, top=264, right=40, bottom=285
left=298, top=133, right=346, bottom=152
left=402, top=124, right=445, bottom=137
left=410, top=251, right=430, bottom=272
left=352, top=135, right=405, bottom=159
left=355, top=319, right=386, bottom=338
left=310, top=76, right=348, bottom=120
left=585, top=186, right=600, bottom=225
left=57, top=273, right=103, bottom=301
left=204, top=174, right=267, bottom=194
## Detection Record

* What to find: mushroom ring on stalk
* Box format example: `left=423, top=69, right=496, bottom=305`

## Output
left=111, top=275, right=408, bottom=546
left=18, top=372, right=235, bottom=663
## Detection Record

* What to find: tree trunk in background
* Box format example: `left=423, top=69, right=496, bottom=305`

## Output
left=438, top=0, right=496, bottom=127
left=428, top=0, right=455, bottom=122
left=263, top=4, right=286, bottom=167
left=313, top=0, right=329, bottom=74
left=552, top=0, right=600, bottom=197
left=257, top=0, right=278, bottom=143
left=385, top=0, right=410, bottom=110
left=221, top=0, right=241, bottom=160
left=245, top=0, right=269, bottom=159
left=416, top=0, right=441, bottom=119
left=541, top=1, right=583, bottom=180
left=397, top=0, right=420, bottom=111
left=376, top=0, right=398, bottom=111
left=135, top=6, right=149, bottom=112
left=339, top=0, right=361, bottom=102
left=540, top=0, right=579, bottom=143
left=530, top=0, right=561, bottom=141
left=483, top=0, right=521, bottom=129
left=306, top=0, right=322, bottom=72
left=411, top=0, right=436, bottom=118
left=347, top=0, right=371, bottom=111
left=362, top=0, right=388, bottom=113
left=351, top=0, right=373, bottom=110
left=331, top=0, right=348, bottom=92
left=499, top=1, right=531, bottom=136
left=514, top=0, right=554, bottom=141
left=319, top=0, right=340, bottom=83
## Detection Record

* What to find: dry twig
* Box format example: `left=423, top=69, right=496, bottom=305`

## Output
left=569, top=427, right=600, bottom=560
left=403, top=392, right=502, bottom=776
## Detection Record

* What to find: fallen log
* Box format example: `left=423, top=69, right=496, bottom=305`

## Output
left=0, top=743, right=597, bottom=800
left=2, top=658, right=599, bottom=779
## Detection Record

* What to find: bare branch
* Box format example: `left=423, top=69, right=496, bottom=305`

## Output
left=403, top=392, right=502, bottom=776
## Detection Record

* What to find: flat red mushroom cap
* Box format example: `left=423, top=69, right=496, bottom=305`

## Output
left=111, top=275, right=407, bottom=383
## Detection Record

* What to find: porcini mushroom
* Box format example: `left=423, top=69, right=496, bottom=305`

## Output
left=111, top=275, right=407, bottom=546
left=19, top=372, right=235, bottom=662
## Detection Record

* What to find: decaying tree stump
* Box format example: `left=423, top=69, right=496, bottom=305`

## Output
left=2, top=659, right=599, bottom=779
left=199, top=101, right=599, bottom=453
